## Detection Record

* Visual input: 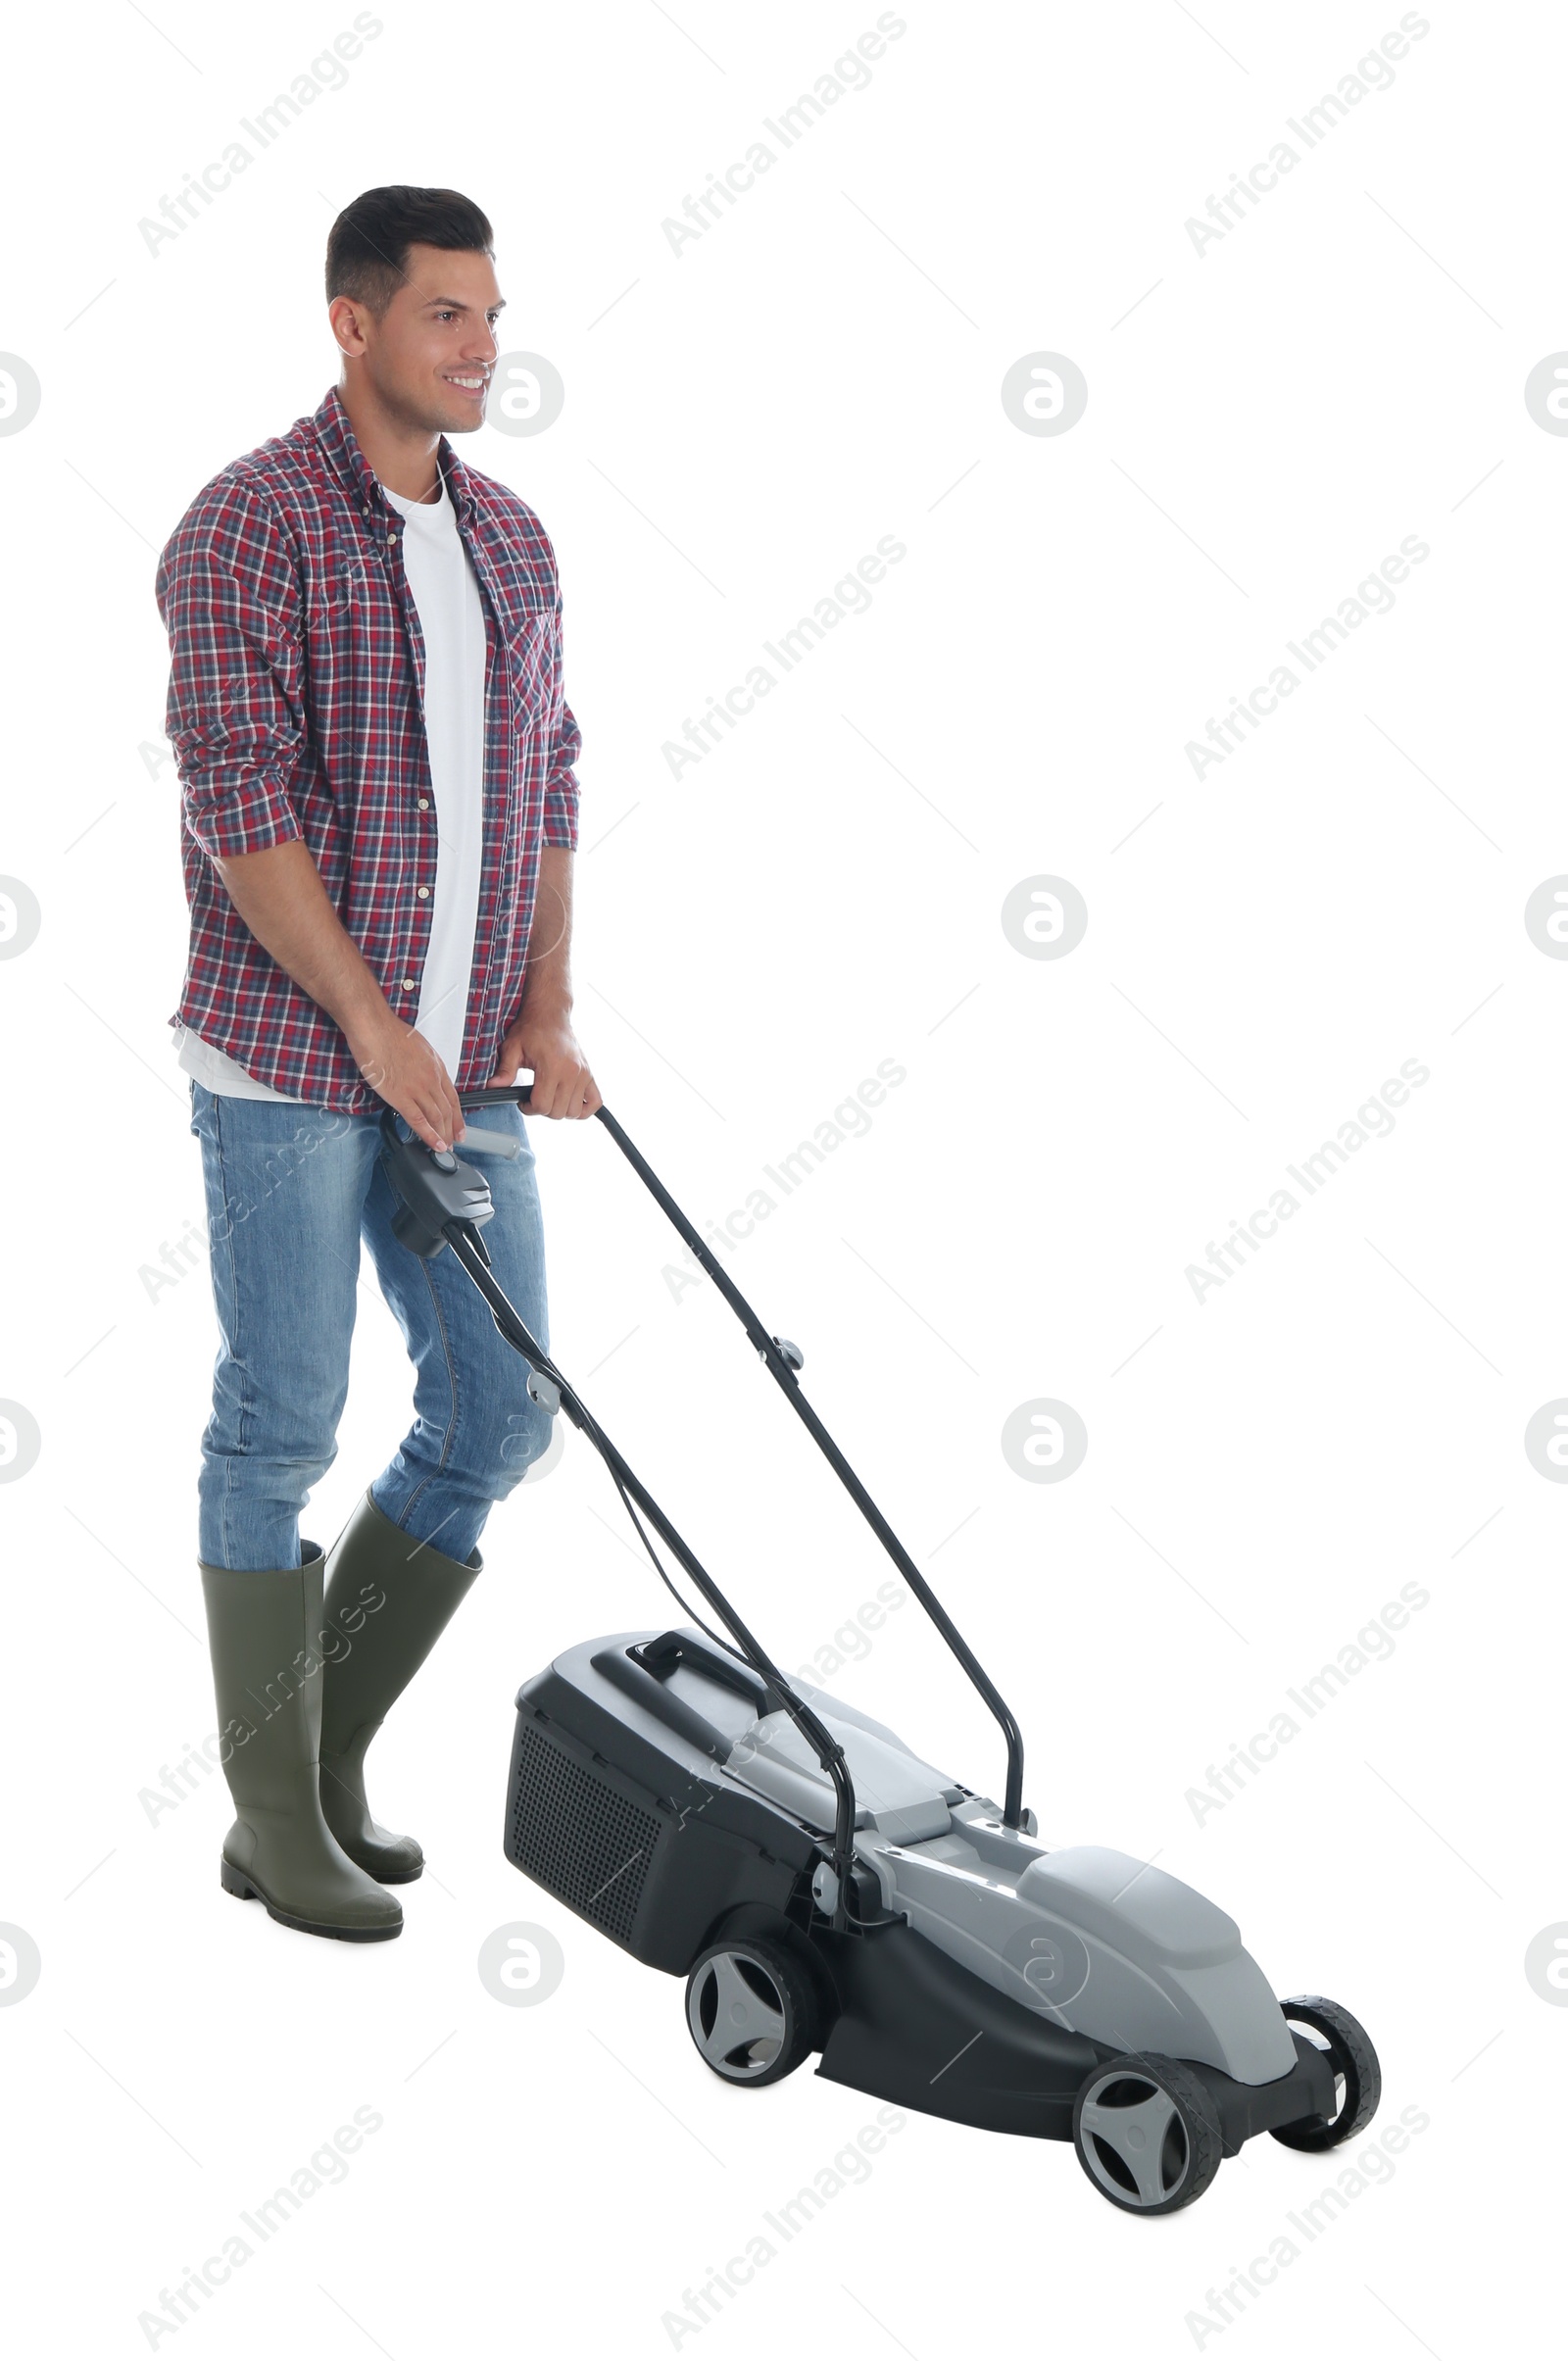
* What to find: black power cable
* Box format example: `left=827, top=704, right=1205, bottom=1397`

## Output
left=604, top=1455, right=730, bottom=1655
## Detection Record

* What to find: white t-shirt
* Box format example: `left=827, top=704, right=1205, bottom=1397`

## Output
left=175, top=467, right=488, bottom=1102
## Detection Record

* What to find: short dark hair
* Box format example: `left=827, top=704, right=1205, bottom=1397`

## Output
left=325, top=185, right=494, bottom=321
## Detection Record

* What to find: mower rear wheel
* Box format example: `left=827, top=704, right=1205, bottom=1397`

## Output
left=1270, top=1995, right=1381, bottom=2150
left=1072, top=2054, right=1223, bottom=2214
left=685, top=1938, right=819, bottom=2087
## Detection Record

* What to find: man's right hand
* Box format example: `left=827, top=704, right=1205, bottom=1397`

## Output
left=351, top=1012, right=466, bottom=1152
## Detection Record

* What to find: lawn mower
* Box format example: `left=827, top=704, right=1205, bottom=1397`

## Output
left=379, top=1084, right=1381, bottom=2214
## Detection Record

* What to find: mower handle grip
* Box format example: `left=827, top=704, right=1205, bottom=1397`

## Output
left=460, top=1082, right=533, bottom=1111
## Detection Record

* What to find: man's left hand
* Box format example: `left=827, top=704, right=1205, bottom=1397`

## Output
left=489, top=1009, right=602, bottom=1119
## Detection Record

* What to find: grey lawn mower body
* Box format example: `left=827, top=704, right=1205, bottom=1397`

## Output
left=720, top=1678, right=1298, bottom=2087
left=382, top=1084, right=1383, bottom=2216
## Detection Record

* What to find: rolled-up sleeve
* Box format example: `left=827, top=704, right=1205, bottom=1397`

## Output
left=543, top=684, right=582, bottom=851
left=156, top=477, right=307, bottom=861
left=535, top=552, right=581, bottom=849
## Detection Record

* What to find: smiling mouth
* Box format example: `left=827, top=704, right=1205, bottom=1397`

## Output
left=443, top=373, right=488, bottom=397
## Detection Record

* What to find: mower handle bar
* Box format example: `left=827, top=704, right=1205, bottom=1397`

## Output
left=450, top=1080, right=1028, bottom=1835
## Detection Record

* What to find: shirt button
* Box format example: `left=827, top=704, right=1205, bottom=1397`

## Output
left=402, top=977, right=416, bottom=991
left=416, top=886, right=430, bottom=899
left=417, top=798, right=429, bottom=811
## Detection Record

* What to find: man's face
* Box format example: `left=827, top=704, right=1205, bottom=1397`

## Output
left=345, top=242, right=505, bottom=434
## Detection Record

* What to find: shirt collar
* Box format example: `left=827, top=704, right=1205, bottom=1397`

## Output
left=311, top=382, right=477, bottom=530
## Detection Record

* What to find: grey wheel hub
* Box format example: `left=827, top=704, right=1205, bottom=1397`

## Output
left=686, top=1948, right=787, bottom=2080
left=1078, top=2069, right=1191, bottom=2207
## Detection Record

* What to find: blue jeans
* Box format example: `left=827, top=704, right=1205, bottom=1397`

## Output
left=187, top=1079, right=553, bottom=1571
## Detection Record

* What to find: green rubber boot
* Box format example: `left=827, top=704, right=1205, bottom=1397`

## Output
left=317, top=1485, right=483, bottom=1883
left=198, top=1541, right=403, bottom=1942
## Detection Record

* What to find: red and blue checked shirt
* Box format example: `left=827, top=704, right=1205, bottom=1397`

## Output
left=157, top=383, right=581, bottom=1111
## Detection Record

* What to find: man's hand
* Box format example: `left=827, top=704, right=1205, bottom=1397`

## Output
left=490, top=1005, right=602, bottom=1119
left=352, top=1011, right=466, bottom=1152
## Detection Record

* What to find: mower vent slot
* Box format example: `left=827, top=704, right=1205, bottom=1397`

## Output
left=510, top=1722, right=661, bottom=1943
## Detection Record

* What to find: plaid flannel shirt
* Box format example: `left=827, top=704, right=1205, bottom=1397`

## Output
left=157, top=383, right=581, bottom=1111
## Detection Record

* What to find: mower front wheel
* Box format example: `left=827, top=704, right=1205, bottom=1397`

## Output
left=1072, top=2054, right=1224, bottom=2215
left=684, top=1938, right=820, bottom=2088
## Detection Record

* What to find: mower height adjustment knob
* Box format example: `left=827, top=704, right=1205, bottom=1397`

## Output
left=769, top=1335, right=805, bottom=1373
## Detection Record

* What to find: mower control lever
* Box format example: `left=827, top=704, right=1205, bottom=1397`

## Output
left=449, top=1124, right=519, bottom=1159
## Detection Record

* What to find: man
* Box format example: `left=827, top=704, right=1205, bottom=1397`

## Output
left=156, top=186, right=599, bottom=1944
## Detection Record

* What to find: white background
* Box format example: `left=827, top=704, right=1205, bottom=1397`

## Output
left=0, top=1, right=1560, bottom=2353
